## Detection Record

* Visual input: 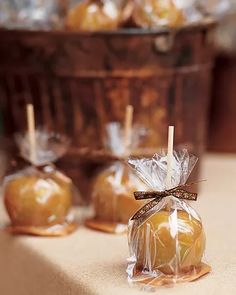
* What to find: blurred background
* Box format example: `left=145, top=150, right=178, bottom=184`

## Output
left=0, top=0, right=236, bottom=201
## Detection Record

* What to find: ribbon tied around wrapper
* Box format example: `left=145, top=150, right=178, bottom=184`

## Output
left=128, top=150, right=201, bottom=221
left=131, top=183, right=198, bottom=221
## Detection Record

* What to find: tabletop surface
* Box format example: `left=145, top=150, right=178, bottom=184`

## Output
left=1, top=153, right=236, bottom=295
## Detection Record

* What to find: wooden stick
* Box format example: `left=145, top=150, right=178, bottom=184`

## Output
left=166, top=126, right=174, bottom=189
left=26, top=104, right=36, bottom=163
left=124, top=105, right=134, bottom=153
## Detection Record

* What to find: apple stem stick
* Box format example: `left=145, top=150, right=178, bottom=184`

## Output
left=26, top=104, right=36, bottom=164
left=166, top=126, right=174, bottom=189
left=124, top=105, right=134, bottom=154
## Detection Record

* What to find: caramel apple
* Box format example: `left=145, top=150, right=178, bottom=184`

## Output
left=130, top=209, right=205, bottom=275
left=133, top=0, right=185, bottom=28
left=4, top=170, right=72, bottom=227
left=66, top=0, right=132, bottom=31
left=92, top=164, right=146, bottom=224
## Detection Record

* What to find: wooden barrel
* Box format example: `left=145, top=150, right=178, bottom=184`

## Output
left=0, top=24, right=215, bottom=200
left=209, top=52, right=236, bottom=153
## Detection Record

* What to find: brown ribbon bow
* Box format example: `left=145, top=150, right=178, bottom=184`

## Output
left=131, top=185, right=198, bottom=221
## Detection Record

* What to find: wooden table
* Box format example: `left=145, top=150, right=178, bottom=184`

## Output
left=1, top=154, right=236, bottom=295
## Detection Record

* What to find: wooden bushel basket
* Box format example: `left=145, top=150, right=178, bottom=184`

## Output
left=0, top=23, right=215, bottom=201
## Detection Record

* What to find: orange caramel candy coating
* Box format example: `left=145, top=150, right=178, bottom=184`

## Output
left=92, top=165, right=145, bottom=224
left=66, top=0, right=121, bottom=31
left=4, top=173, right=72, bottom=227
left=130, top=210, right=205, bottom=275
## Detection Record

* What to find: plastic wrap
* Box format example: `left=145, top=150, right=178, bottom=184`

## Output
left=203, top=1, right=236, bottom=52
left=127, top=150, right=211, bottom=289
left=0, top=0, right=63, bottom=29
left=66, top=0, right=133, bottom=31
left=2, top=130, right=78, bottom=236
left=198, top=0, right=233, bottom=17
left=86, top=122, right=148, bottom=234
left=0, top=1, right=16, bottom=28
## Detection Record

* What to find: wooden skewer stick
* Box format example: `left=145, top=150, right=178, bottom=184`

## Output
left=124, top=105, right=134, bottom=153
left=166, top=126, right=174, bottom=189
left=26, top=104, right=36, bottom=164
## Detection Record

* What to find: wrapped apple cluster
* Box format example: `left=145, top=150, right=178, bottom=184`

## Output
left=66, top=0, right=189, bottom=30
left=2, top=130, right=78, bottom=236
left=66, top=0, right=235, bottom=31
left=86, top=122, right=147, bottom=234
left=127, top=150, right=211, bottom=288
left=0, top=0, right=235, bottom=30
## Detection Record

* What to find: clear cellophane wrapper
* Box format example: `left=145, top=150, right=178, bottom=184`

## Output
left=0, top=0, right=63, bottom=29
left=2, top=130, right=78, bottom=236
left=126, top=150, right=211, bottom=289
left=85, top=122, right=148, bottom=234
left=0, top=1, right=16, bottom=28
left=206, top=1, right=236, bottom=52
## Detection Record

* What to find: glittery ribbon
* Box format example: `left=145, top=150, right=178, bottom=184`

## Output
left=131, top=185, right=198, bottom=221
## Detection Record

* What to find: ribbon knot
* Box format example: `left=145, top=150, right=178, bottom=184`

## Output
left=131, top=184, right=198, bottom=221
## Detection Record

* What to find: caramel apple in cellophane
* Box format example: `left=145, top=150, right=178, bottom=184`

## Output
left=127, top=150, right=211, bottom=288
left=86, top=122, right=148, bottom=234
left=3, top=130, right=78, bottom=236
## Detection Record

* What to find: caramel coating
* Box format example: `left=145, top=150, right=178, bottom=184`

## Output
left=130, top=210, right=205, bottom=274
left=133, top=0, right=185, bottom=28
left=4, top=173, right=72, bottom=227
left=66, top=0, right=134, bottom=31
left=66, top=1, right=120, bottom=31
left=92, top=165, right=145, bottom=224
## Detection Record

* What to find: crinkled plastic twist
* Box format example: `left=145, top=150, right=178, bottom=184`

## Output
left=128, top=149, right=198, bottom=191
left=16, top=129, right=70, bottom=166
left=126, top=149, right=211, bottom=289
left=105, top=122, right=146, bottom=157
